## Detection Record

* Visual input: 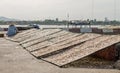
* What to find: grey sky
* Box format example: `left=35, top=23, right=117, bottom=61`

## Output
left=0, top=0, right=119, bottom=20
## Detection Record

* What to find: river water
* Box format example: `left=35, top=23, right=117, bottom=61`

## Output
left=0, top=24, right=106, bottom=29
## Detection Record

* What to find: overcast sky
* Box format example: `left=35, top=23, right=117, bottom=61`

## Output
left=0, top=0, right=120, bottom=20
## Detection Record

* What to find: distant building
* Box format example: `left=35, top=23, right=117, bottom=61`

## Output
left=104, top=17, right=110, bottom=24
left=104, top=17, right=109, bottom=22
left=55, top=18, right=59, bottom=22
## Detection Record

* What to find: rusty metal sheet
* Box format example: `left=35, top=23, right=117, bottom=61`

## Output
left=20, top=29, right=62, bottom=44
left=42, top=35, right=120, bottom=66
left=21, top=29, right=62, bottom=47
left=16, top=29, right=61, bottom=42
left=32, top=33, right=101, bottom=57
left=26, top=33, right=80, bottom=52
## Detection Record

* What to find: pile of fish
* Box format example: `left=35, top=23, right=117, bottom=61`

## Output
left=6, top=28, right=120, bottom=67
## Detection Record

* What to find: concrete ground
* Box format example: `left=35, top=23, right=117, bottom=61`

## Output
left=0, top=38, right=119, bottom=73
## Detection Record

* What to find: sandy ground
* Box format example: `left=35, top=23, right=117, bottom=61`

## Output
left=0, top=38, right=119, bottom=73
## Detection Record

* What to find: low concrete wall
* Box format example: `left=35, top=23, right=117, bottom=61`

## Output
left=69, top=28, right=120, bottom=34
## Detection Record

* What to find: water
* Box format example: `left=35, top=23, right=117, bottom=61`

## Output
left=0, top=25, right=104, bottom=29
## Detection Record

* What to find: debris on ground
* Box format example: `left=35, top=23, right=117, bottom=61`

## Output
left=63, top=56, right=115, bottom=69
left=113, top=60, right=120, bottom=70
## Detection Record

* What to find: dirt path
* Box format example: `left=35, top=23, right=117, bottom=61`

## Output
left=0, top=38, right=119, bottom=73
